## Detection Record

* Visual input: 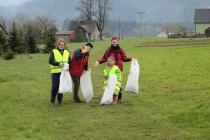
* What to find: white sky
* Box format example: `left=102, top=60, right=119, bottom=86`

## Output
left=0, top=0, right=32, bottom=6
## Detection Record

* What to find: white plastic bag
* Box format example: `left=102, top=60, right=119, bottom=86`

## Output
left=80, top=69, right=93, bottom=103
left=58, top=63, right=72, bottom=94
left=125, top=59, right=140, bottom=94
left=100, top=74, right=117, bottom=105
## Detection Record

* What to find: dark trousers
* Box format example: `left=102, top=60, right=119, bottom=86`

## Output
left=71, top=76, right=81, bottom=100
left=51, top=73, right=63, bottom=103
left=118, top=88, right=123, bottom=100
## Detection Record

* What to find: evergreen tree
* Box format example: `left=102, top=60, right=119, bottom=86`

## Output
left=8, top=23, right=21, bottom=53
left=43, top=28, right=56, bottom=53
left=0, top=30, right=7, bottom=55
left=26, top=25, right=37, bottom=53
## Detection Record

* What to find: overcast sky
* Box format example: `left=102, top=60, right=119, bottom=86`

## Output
left=0, top=0, right=32, bottom=6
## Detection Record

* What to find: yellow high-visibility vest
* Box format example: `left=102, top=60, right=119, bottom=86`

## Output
left=50, top=49, right=70, bottom=73
left=103, top=65, right=122, bottom=95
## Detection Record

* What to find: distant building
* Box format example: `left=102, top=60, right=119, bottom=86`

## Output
left=194, top=9, right=210, bottom=37
left=55, top=31, right=76, bottom=42
left=0, top=23, right=7, bottom=34
left=68, top=20, right=100, bottom=42
left=157, top=32, right=168, bottom=38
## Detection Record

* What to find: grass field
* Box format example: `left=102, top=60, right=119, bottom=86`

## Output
left=0, top=38, right=210, bottom=140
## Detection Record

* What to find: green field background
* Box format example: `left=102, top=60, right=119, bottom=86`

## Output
left=0, top=38, right=210, bottom=140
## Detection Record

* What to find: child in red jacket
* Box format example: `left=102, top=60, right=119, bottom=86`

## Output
left=69, top=42, right=93, bottom=103
left=96, top=37, right=133, bottom=102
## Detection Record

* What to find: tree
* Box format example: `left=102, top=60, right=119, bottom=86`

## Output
left=76, top=0, right=95, bottom=21
left=37, top=15, right=55, bottom=33
left=95, top=0, right=111, bottom=40
left=0, top=30, right=7, bottom=55
left=8, top=23, right=22, bottom=53
left=26, top=25, right=37, bottom=54
left=43, top=28, right=56, bottom=53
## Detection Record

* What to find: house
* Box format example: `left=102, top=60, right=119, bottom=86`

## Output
left=194, top=9, right=210, bottom=37
left=0, top=23, right=7, bottom=34
left=55, top=31, right=76, bottom=42
left=69, top=20, right=100, bottom=42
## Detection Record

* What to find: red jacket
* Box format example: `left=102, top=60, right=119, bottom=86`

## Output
left=98, top=45, right=132, bottom=71
left=69, top=48, right=89, bottom=77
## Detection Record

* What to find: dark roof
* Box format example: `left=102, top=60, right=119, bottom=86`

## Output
left=0, top=23, right=7, bottom=34
left=70, top=20, right=97, bottom=33
left=194, top=9, right=210, bottom=23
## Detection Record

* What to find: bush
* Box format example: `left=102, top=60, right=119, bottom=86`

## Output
left=3, top=50, right=14, bottom=60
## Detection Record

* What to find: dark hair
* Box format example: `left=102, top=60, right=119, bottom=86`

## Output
left=85, top=42, right=93, bottom=48
left=111, top=36, right=119, bottom=41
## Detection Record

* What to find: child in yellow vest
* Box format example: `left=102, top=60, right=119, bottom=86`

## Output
left=103, top=56, right=122, bottom=104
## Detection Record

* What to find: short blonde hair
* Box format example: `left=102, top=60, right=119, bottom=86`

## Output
left=56, top=38, right=66, bottom=48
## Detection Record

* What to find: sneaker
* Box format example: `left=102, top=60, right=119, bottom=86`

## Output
left=118, top=99, right=123, bottom=103
left=74, top=98, right=83, bottom=103
left=58, top=101, right=62, bottom=105
left=51, top=102, right=55, bottom=107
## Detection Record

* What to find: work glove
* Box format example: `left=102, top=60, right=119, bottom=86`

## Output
left=59, top=62, right=64, bottom=67
left=94, top=61, right=99, bottom=67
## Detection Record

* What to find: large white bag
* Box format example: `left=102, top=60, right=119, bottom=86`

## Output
left=125, top=59, right=140, bottom=94
left=58, top=63, right=72, bottom=94
left=100, top=74, right=117, bottom=105
left=80, top=69, right=93, bottom=103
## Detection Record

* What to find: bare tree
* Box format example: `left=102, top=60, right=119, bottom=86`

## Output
left=96, top=0, right=111, bottom=40
left=76, top=0, right=95, bottom=21
left=0, top=16, right=7, bottom=30
left=37, top=15, right=55, bottom=33
left=14, top=12, right=29, bottom=35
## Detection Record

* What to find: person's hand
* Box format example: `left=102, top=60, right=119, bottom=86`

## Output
left=94, top=61, right=99, bottom=67
left=59, top=62, right=64, bottom=67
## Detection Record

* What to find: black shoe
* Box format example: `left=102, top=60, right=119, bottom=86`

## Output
left=58, top=101, right=62, bottom=105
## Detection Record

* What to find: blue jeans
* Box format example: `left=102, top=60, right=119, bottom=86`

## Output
left=51, top=73, right=63, bottom=103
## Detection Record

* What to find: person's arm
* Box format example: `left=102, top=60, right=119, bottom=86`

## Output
left=84, top=54, right=89, bottom=71
left=49, top=51, right=60, bottom=66
left=68, top=55, right=71, bottom=64
left=120, top=48, right=132, bottom=62
left=98, top=49, right=110, bottom=64
left=74, top=49, right=83, bottom=60
left=103, top=68, right=109, bottom=79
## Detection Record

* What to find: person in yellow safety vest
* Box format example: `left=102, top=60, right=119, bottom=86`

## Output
left=49, top=38, right=71, bottom=106
left=103, top=56, right=122, bottom=104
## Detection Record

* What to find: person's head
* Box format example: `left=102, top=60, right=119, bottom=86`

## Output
left=57, top=38, right=66, bottom=49
left=111, top=36, right=119, bottom=47
left=82, top=42, right=93, bottom=53
left=107, top=56, right=115, bottom=67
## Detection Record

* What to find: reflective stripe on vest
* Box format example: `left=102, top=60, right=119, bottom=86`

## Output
left=50, top=49, right=70, bottom=73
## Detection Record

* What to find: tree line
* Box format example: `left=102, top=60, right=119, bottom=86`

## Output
left=0, top=15, right=57, bottom=60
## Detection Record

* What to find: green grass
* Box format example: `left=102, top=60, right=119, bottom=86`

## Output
left=0, top=38, right=210, bottom=140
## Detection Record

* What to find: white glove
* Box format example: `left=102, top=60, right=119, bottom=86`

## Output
left=94, top=61, right=99, bottom=67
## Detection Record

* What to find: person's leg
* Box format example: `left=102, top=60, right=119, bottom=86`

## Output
left=51, top=73, right=60, bottom=105
left=118, top=72, right=123, bottom=102
left=118, top=88, right=123, bottom=102
left=57, top=94, right=63, bottom=105
left=113, top=94, right=118, bottom=104
left=71, top=76, right=82, bottom=102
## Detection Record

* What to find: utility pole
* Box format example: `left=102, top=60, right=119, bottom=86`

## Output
left=137, top=11, right=145, bottom=39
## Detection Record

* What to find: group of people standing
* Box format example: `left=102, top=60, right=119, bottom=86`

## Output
left=49, top=37, right=133, bottom=106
